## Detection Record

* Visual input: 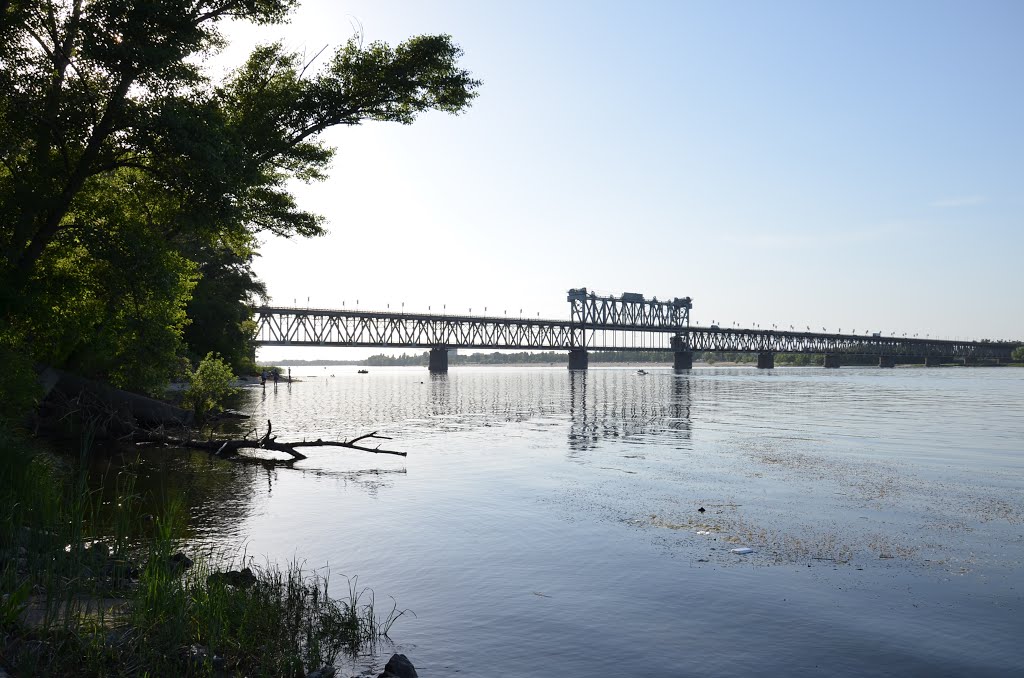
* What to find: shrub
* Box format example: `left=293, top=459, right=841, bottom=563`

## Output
left=182, top=353, right=237, bottom=422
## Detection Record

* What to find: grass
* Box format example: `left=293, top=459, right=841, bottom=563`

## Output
left=0, top=423, right=404, bottom=676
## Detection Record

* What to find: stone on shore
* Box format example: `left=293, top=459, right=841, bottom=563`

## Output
left=377, top=653, right=418, bottom=678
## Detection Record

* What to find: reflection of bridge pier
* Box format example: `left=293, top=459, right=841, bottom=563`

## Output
left=568, top=369, right=693, bottom=453
left=429, top=371, right=450, bottom=414
left=671, top=374, right=693, bottom=423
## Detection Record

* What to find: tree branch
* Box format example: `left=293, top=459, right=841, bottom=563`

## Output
left=134, top=423, right=406, bottom=467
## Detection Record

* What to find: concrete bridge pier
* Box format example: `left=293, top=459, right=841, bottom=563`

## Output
left=823, top=354, right=841, bottom=369
left=924, top=356, right=941, bottom=367
left=428, top=346, right=449, bottom=373
left=568, top=348, right=589, bottom=370
left=670, top=334, right=692, bottom=370
left=673, top=351, right=693, bottom=370
left=878, top=355, right=895, bottom=368
left=756, top=352, right=774, bottom=369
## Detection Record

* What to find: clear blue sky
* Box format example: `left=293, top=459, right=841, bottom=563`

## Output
left=219, top=1, right=1023, bottom=359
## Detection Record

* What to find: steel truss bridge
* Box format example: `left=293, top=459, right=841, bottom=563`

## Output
left=254, top=287, right=1018, bottom=371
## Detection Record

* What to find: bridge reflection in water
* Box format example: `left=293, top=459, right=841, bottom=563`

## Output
left=254, top=288, right=1018, bottom=372
left=568, top=371, right=692, bottom=454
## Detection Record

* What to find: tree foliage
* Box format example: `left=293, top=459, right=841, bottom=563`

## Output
left=0, top=0, right=480, bottom=398
left=1012, top=345, right=1024, bottom=363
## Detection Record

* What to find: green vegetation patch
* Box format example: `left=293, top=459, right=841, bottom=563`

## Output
left=1, top=426, right=403, bottom=676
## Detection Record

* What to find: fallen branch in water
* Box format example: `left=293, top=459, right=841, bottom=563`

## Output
left=135, top=420, right=406, bottom=466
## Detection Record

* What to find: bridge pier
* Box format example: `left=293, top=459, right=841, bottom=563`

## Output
left=756, top=352, right=774, bottom=369
left=568, top=348, right=589, bottom=370
left=878, top=355, right=895, bottom=368
left=823, top=354, right=841, bottom=369
left=428, top=347, right=449, bottom=373
left=673, top=351, right=693, bottom=370
left=924, top=356, right=941, bottom=367
left=670, top=334, right=692, bottom=370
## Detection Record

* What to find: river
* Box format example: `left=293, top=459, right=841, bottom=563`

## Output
left=130, top=366, right=1024, bottom=676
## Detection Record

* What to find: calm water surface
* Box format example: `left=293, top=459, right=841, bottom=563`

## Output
left=144, top=367, right=1024, bottom=676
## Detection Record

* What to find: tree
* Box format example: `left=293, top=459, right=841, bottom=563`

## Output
left=181, top=240, right=266, bottom=375
left=1012, top=345, right=1024, bottom=363
left=1, top=0, right=480, bottom=395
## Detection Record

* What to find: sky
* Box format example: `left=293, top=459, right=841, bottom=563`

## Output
left=216, top=1, right=1024, bottom=360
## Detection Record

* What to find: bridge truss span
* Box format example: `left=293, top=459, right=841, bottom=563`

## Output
left=255, top=307, right=576, bottom=350
left=254, top=306, right=1016, bottom=361
left=687, top=328, right=1011, bottom=360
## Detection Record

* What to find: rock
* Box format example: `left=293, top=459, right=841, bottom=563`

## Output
left=184, top=644, right=224, bottom=670
left=207, top=567, right=257, bottom=589
left=103, top=559, right=139, bottom=580
left=169, top=552, right=193, bottom=572
left=105, top=626, right=134, bottom=648
left=306, top=667, right=336, bottom=678
left=86, top=540, right=110, bottom=559
left=377, top=653, right=418, bottom=678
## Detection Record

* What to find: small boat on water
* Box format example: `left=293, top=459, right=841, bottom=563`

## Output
left=357, top=369, right=369, bottom=374
left=637, top=369, right=648, bottom=375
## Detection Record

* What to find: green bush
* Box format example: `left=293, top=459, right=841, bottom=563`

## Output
left=182, top=353, right=237, bottom=422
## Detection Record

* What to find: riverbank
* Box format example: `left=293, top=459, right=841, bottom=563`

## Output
left=0, top=423, right=400, bottom=676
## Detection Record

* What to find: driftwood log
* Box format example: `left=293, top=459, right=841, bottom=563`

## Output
left=136, top=420, right=405, bottom=466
